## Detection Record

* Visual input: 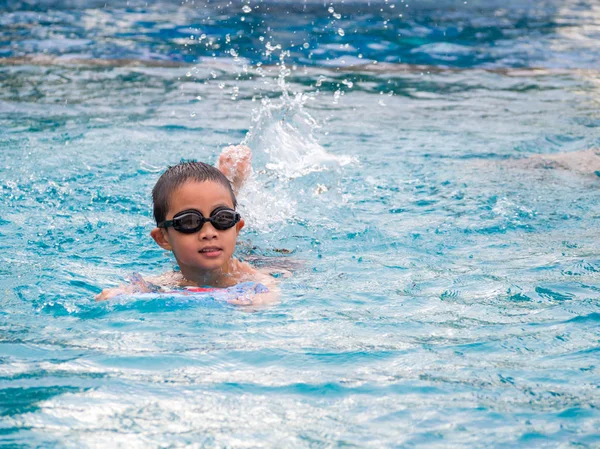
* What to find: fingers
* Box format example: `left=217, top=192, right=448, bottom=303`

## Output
left=218, top=145, right=252, bottom=170
left=218, top=145, right=253, bottom=194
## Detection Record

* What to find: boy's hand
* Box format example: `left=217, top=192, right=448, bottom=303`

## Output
left=217, top=145, right=252, bottom=194
left=95, top=287, right=127, bottom=301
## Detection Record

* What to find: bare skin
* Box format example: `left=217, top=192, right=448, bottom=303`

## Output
left=142, top=264, right=279, bottom=306
left=96, top=145, right=280, bottom=306
left=503, top=148, right=600, bottom=175
left=217, top=144, right=253, bottom=195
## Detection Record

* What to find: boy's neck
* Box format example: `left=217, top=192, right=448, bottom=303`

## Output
left=178, top=260, right=239, bottom=288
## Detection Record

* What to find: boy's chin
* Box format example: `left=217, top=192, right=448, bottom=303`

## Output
left=176, top=252, right=235, bottom=276
left=189, top=257, right=231, bottom=272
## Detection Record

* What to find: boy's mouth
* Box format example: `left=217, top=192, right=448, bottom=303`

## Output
left=199, top=246, right=222, bottom=257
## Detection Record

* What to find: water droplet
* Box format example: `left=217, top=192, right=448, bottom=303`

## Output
left=196, top=96, right=202, bottom=100
left=242, top=5, right=251, bottom=13
left=328, top=6, right=334, bottom=13
left=333, top=89, right=341, bottom=104
left=185, top=72, right=192, bottom=77
left=218, top=83, right=225, bottom=89
left=303, top=42, right=309, bottom=49
left=190, top=112, right=196, bottom=117
left=315, top=184, right=328, bottom=195
left=337, top=28, right=345, bottom=37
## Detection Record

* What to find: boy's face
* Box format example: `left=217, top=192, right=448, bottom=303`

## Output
left=151, top=180, right=243, bottom=274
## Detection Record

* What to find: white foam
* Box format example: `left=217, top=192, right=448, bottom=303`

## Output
left=236, top=69, right=354, bottom=232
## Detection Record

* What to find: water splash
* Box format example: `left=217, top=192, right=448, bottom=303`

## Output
left=236, top=60, right=354, bottom=232
left=242, top=65, right=354, bottom=179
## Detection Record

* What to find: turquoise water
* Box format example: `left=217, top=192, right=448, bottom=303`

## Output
left=1, top=1, right=600, bottom=447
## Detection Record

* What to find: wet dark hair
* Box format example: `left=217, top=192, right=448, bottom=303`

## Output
left=152, top=160, right=237, bottom=225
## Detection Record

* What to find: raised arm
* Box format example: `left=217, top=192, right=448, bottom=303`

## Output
left=216, top=145, right=253, bottom=195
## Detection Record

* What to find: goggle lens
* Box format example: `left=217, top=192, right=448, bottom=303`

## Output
left=177, top=213, right=203, bottom=230
left=210, top=210, right=238, bottom=230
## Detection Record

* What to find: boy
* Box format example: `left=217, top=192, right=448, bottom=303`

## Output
left=96, top=145, right=278, bottom=305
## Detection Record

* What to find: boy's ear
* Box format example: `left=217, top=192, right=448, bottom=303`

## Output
left=235, top=218, right=245, bottom=235
left=150, top=227, right=172, bottom=251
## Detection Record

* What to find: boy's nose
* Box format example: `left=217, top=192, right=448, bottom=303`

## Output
left=198, top=223, right=218, bottom=239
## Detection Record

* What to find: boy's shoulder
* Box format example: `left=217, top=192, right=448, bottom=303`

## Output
left=145, top=270, right=187, bottom=288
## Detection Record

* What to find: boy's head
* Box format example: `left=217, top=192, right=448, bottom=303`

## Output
left=152, top=161, right=237, bottom=225
left=150, top=161, right=245, bottom=276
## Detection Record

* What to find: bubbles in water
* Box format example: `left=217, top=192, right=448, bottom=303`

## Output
left=242, top=5, right=252, bottom=13
left=337, top=28, right=345, bottom=37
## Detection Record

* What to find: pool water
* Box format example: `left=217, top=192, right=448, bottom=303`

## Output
left=1, top=0, right=599, bottom=447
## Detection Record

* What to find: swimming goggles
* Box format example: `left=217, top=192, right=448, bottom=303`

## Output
left=158, top=208, right=241, bottom=233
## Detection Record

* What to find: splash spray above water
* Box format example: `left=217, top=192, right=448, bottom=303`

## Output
left=244, top=93, right=327, bottom=179
left=242, top=72, right=353, bottom=179
left=235, top=57, right=355, bottom=231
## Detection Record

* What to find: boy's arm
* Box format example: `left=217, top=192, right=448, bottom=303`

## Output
left=95, top=286, right=132, bottom=301
left=95, top=274, right=156, bottom=301
left=223, top=262, right=280, bottom=307
left=217, top=145, right=252, bottom=195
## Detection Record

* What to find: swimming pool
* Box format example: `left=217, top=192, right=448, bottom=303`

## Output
left=1, top=0, right=599, bottom=446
